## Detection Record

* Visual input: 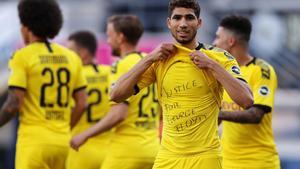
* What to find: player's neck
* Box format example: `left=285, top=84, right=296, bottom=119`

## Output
left=177, top=39, right=198, bottom=50
left=120, top=43, right=137, bottom=58
left=231, top=48, right=252, bottom=66
left=84, top=57, right=94, bottom=65
left=28, top=34, right=46, bottom=44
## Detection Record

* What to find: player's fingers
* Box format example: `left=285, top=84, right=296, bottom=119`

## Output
left=190, top=51, right=206, bottom=60
left=162, top=44, right=176, bottom=54
left=170, top=45, right=177, bottom=55
left=70, top=142, right=76, bottom=150
left=193, top=56, right=200, bottom=63
left=70, top=139, right=79, bottom=151
left=73, top=144, right=79, bottom=151
left=159, top=50, right=172, bottom=60
left=190, top=55, right=195, bottom=61
left=189, top=52, right=199, bottom=61
left=161, top=49, right=172, bottom=57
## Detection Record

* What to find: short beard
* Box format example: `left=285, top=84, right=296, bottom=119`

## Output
left=172, top=31, right=197, bottom=45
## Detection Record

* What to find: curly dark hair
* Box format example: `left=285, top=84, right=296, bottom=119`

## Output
left=18, top=0, right=63, bottom=39
left=168, top=0, right=201, bottom=18
left=220, top=15, right=252, bottom=43
left=108, top=15, right=144, bottom=45
left=68, top=31, right=98, bottom=56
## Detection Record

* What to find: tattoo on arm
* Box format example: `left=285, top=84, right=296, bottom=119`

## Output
left=0, top=90, right=23, bottom=127
left=219, top=107, right=265, bottom=124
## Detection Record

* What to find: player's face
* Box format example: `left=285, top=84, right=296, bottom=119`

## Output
left=213, top=27, right=233, bottom=52
left=167, top=7, right=201, bottom=45
left=106, top=23, right=121, bottom=57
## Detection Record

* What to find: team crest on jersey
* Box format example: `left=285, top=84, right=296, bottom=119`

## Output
left=231, top=66, right=241, bottom=75
left=259, top=86, right=269, bottom=96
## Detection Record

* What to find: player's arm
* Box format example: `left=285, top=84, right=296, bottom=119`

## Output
left=190, top=51, right=253, bottom=109
left=219, top=105, right=269, bottom=124
left=211, top=64, right=253, bottom=109
left=0, top=88, right=25, bottom=127
left=70, top=55, right=88, bottom=129
left=70, top=103, right=128, bottom=150
left=110, top=43, right=176, bottom=103
left=70, top=88, right=87, bottom=129
left=158, top=105, right=163, bottom=141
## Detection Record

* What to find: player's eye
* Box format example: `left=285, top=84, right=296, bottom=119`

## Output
left=172, top=15, right=182, bottom=20
left=186, top=15, right=196, bottom=21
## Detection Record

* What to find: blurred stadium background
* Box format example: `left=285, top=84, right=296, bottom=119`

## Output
left=0, top=0, right=299, bottom=168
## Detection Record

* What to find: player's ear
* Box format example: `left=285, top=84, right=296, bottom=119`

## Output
left=167, top=18, right=171, bottom=29
left=197, top=18, right=202, bottom=29
left=229, top=36, right=236, bottom=47
left=118, top=32, right=125, bottom=44
left=20, top=24, right=30, bottom=45
left=81, top=48, right=90, bottom=57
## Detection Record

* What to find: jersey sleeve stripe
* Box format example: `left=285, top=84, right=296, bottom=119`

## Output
left=73, top=86, right=87, bottom=94
left=252, top=104, right=272, bottom=113
left=237, top=77, right=247, bottom=83
left=8, top=86, right=26, bottom=91
left=133, top=84, right=140, bottom=95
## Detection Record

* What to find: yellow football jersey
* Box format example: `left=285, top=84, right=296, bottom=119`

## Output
left=67, top=64, right=111, bottom=169
left=8, top=42, right=87, bottom=147
left=109, top=52, right=160, bottom=159
left=221, top=58, right=280, bottom=168
left=137, top=43, right=245, bottom=158
left=71, top=64, right=111, bottom=140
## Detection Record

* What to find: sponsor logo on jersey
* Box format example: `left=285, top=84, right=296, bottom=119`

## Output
left=259, top=86, right=269, bottom=96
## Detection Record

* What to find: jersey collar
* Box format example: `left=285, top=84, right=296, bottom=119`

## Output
left=195, top=43, right=204, bottom=50
left=245, top=57, right=256, bottom=67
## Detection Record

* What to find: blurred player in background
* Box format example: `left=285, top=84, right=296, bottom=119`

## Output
left=214, top=15, right=280, bottom=169
left=0, top=0, right=87, bottom=169
left=66, top=31, right=111, bottom=169
left=108, top=0, right=253, bottom=169
left=71, top=15, right=160, bottom=169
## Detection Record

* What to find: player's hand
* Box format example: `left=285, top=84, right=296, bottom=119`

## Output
left=70, top=133, right=88, bottom=151
left=148, top=43, right=176, bottom=62
left=189, top=51, right=214, bottom=69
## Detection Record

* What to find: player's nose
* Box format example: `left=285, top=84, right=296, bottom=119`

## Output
left=179, top=19, right=188, bottom=28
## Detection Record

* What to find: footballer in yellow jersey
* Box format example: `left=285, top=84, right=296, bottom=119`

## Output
left=0, top=1, right=87, bottom=169
left=11, top=42, right=87, bottom=169
left=109, top=1, right=253, bottom=169
left=70, top=15, right=160, bottom=169
left=10, top=42, right=86, bottom=147
left=101, top=52, right=159, bottom=169
left=221, top=58, right=280, bottom=169
left=137, top=44, right=247, bottom=169
left=67, top=64, right=111, bottom=169
left=66, top=31, right=111, bottom=169
left=214, top=15, right=280, bottom=169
